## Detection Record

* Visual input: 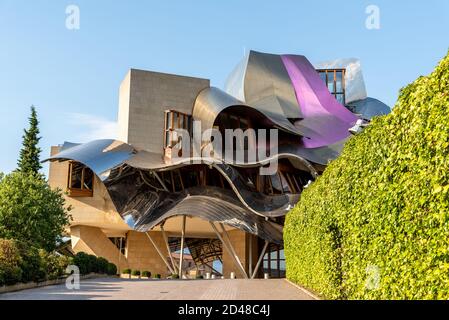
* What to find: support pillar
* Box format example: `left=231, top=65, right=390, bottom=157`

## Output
left=145, top=232, right=175, bottom=275
left=161, top=224, right=178, bottom=274
left=210, top=222, right=248, bottom=279
left=179, top=216, right=186, bottom=278
left=252, top=241, right=269, bottom=279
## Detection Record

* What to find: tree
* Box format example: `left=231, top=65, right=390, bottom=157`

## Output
left=0, top=172, right=72, bottom=252
left=17, top=106, right=42, bottom=176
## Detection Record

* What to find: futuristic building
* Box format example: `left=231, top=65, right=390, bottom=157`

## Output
left=46, top=51, right=389, bottom=279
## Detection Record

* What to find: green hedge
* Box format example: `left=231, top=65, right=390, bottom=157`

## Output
left=106, top=262, right=117, bottom=276
left=0, top=239, right=73, bottom=286
left=39, top=250, right=72, bottom=280
left=1, top=241, right=118, bottom=286
left=284, top=51, right=449, bottom=300
left=72, top=252, right=117, bottom=276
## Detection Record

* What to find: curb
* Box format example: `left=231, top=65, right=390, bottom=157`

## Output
left=284, top=279, right=321, bottom=300
left=0, top=274, right=115, bottom=295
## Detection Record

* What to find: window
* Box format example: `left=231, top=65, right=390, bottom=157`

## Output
left=164, top=110, right=192, bottom=149
left=262, top=245, right=286, bottom=278
left=317, top=69, right=346, bottom=105
left=109, top=237, right=126, bottom=255
left=67, top=161, right=94, bottom=197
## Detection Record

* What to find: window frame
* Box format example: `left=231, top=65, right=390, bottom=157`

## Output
left=67, top=161, right=94, bottom=197
left=316, top=68, right=346, bottom=105
left=263, top=245, right=286, bottom=278
left=163, top=110, right=192, bottom=150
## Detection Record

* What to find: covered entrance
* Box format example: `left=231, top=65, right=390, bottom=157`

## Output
left=139, top=215, right=285, bottom=279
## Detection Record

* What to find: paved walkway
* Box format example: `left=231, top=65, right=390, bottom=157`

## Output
left=0, top=278, right=315, bottom=300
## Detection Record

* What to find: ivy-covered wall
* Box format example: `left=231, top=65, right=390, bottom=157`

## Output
left=284, top=51, right=449, bottom=299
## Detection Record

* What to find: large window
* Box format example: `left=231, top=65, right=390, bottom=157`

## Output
left=164, top=110, right=192, bottom=150
left=317, top=69, right=346, bottom=105
left=67, top=161, right=94, bottom=197
left=263, top=245, right=286, bottom=278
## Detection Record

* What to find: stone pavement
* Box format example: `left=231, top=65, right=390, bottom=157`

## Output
left=0, top=278, right=315, bottom=300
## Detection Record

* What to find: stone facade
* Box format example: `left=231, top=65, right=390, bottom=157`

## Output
left=125, top=231, right=169, bottom=276
left=48, top=146, right=129, bottom=232
left=117, top=69, right=209, bottom=152
left=222, top=230, right=259, bottom=279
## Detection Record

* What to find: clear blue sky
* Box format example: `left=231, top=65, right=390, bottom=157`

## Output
left=0, top=0, right=448, bottom=175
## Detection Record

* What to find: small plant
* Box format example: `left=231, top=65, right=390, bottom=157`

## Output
left=170, top=273, right=179, bottom=279
left=153, top=273, right=161, bottom=279
left=141, top=271, right=151, bottom=278
left=196, top=275, right=204, bottom=280
left=131, top=270, right=141, bottom=276
left=122, top=268, right=131, bottom=275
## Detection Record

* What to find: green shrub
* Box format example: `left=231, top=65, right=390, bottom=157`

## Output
left=72, top=252, right=116, bottom=275
left=285, top=51, right=449, bottom=300
left=87, top=254, right=99, bottom=273
left=96, top=257, right=109, bottom=274
left=141, top=271, right=151, bottom=278
left=0, top=238, right=75, bottom=285
left=196, top=275, right=204, bottom=279
left=0, top=239, right=22, bottom=286
left=72, top=252, right=91, bottom=275
left=131, top=270, right=141, bottom=276
left=170, top=274, right=178, bottom=279
left=153, top=274, right=162, bottom=279
left=122, top=268, right=131, bottom=275
left=39, top=250, right=72, bottom=280
left=106, top=263, right=117, bottom=276
left=17, top=244, right=45, bottom=283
